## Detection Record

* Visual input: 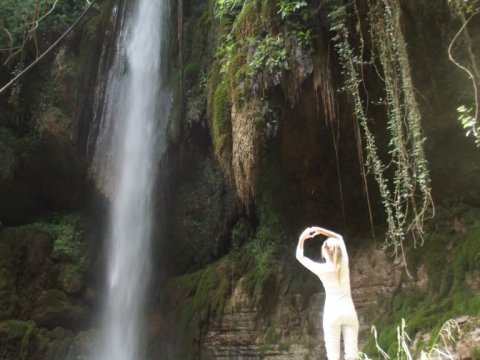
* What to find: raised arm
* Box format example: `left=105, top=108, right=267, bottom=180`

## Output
left=311, top=226, right=348, bottom=263
left=296, top=228, right=322, bottom=274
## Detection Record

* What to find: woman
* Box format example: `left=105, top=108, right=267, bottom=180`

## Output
left=296, top=226, right=359, bottom=360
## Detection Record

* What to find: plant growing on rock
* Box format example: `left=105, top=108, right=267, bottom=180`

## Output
left=0, top=0, right=86, bottom=64
left=328, top=0, right=433, bottom=253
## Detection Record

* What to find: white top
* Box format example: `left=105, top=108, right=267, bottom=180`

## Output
left=296, top=236, right=355, bottom=309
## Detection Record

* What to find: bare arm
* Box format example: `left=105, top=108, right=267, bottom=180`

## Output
left=296, top=228, right=322, bottom=274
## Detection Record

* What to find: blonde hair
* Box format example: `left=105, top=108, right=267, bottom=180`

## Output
left=332, top=244, right=342, bottom=285
left=323, top=238, right=342, bottom=285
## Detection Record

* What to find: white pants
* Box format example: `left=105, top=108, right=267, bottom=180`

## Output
left=323, top=311, right=359, bottom=360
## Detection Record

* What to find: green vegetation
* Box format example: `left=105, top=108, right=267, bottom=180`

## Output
left=247, top=35, right=288, bottom=74
left=364, top=215, right=480, bottom=357
left=205, top=0, right=320, bottom=204
left=457, top=104, right=479, bottom=148
left=328, top=1, right=432, bottom=252
left=472, top=346, right=480, bottom=360
left=213, top=0, right=243, bottom=19
left=160, top=261, right=232, bottom=358
left=20, top=213, right=85, bottom=263
left=0, top=0, right=87, bottom=59
left=210, top=0, right=315, bottom=115
left=212, top=82, right=232, bottom=158
left=160, top=157, right=295, bottom=357
left=168, top=69, right=183, bottom=144
left=448, top=0, right=480, bottom=147
left=241, top=155, right=290, bottom=304
left=0, top=320, right=45, bottom=358
left=277, top=0, right=307, bottom=20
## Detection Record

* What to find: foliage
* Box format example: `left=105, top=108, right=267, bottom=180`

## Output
left=277, top=0, right=307, bottom=20
left=448, top=0, right=480, bottom=13
left=457, top=105, right=480, bottom=147
left=0, top=0, right=87, bottom=64
left=364, top=214, right=480, bottom=357
left=213, top=0, right=243, bottom=19
left=328, top=0, right=432, bottom=252
left=447, top=0, right=480, bottom=147
left=241, top=157, right=288, bottom=303
left=20, top=213, right=85, bottom=264
left=362, top=318, right=460, bottom=360
left=208, top=0, right=317, bottom=203
left=247, top=35, right=288, bottom=74
left=276, top=0, right=312, bottom=52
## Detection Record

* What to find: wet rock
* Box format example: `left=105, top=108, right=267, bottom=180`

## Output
left=0, top=320, right=46, bottom=360
left=32, top=289, right=89, bottom=330
left=56, top=263, right=84, bottom=295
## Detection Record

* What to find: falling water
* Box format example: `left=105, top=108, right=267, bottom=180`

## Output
left=93, top=0, right=170, bottom=359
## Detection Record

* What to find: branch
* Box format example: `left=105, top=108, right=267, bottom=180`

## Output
left=448, top=11, right=480, bottom=136
left=0, top=0, right=97, bottom=95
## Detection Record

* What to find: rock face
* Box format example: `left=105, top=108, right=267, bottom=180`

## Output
left=0, top=217, right=95, bottom=359
left=197, top=247, right=407, bottom=359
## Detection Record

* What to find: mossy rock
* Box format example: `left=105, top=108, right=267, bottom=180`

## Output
left=0, top=129, right=16, bottom=187
left=212, top=82, right=232, bottom=157
left=56, top=263, right=84, bottom=295
left=32, top=289, right=89, bottom=330
left=0, top=320, right=47, bottom=360
left=42, top=327, right=75, bottom=360
left=0, top=228, right=54, bottom=320
left=21, top=214, right=86, bottom=264
left=364, top=215, right=480, bottom=357
left=37, top=107, right=73, bottom=146
left=166, top=157, right=239, bottom=273
left=44, top=337, right=73, bottom=360
left=0, top=320, right=33, bottom=343
left=51, top=231, right=85, bottom=264
left=70, top=329, right=99, bottom=359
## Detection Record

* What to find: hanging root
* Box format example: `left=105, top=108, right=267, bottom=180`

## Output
left=329, top=0, right=433, bottom=255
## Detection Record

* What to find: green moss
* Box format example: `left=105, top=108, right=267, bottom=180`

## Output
left=168, top=69, right=183, bottom=144
left=32, top=289, right=88, bottom=328
left=472, top=346, right=480, bottom=360
left=160, top=261, right=233, bottom=359
left=265, top=326, right=280, bottom=344
left=20, top=214, right=85, bottom=264
left=234, top=0, right=261, bottom=38
left=241, top=154, right=290, bottom=304
left=212, top=82, right=232, bottom=156
left=0, top=320, right=46, bottom=359
left=56, top=263, right=83, bottom=294
left=0, top=320, right=32, bottom=342
left=184, top=61, right=199, bottom=83
left=363, top=217, right=480, bottom=357
left=278, top=341, right=291, bottom=352
left=207, top=60, right=222, bottom=125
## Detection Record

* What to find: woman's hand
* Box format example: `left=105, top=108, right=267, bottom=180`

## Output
left=299, top=227, right=318, bottom=241
left=310, top=226, right=342, bottom=240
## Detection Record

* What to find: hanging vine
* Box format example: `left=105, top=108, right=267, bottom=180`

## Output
left=447, top=0, right=480, bottom=146
left=329, top=0, right=433, bottom=254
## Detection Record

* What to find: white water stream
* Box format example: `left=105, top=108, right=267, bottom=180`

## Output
left=94, top=0, right=169, bottom=359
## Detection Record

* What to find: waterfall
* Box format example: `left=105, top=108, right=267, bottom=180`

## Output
left=93, top=0, right=170, bottom=358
